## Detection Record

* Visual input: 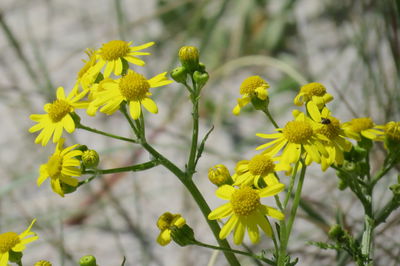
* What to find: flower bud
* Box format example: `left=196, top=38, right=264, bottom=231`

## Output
left=170, top=66, right=188, bottom=84
left=193, top=71, right=209, bottom=89
left=208, top=164, right=233, bottom=186
left=328, top=224, right=345, bottom=240
left=82, top=150, right=100, bottom=168
left=170, top=224, right=196, bottom=247
left=34, top=260, right=52, bottom=266
left=8, top=250, right=23, bottom=263
left=79, top=255, right=97, bottom=266
left=61, top=182, right=77, bottom=194
left=178, top=46, right=199, bottom=72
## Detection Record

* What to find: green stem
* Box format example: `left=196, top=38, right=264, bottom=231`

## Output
left=278, top=162, right=307, bottom=266
left=84, top=160, right=160, bottom=175
left=262, top=108, right=279, bottom=129
left=283, top=160, right=300, bottom=208
left=187, top=77, right=199, bottom=177
left=193, top=240, right=275, bottom=265
left=183, top=179, right=241, bottom=266
left=370, top=158, right=395, bottom=187
left=120, top=102, right=140, bottom=137
left=375, top=196, right=400, bottom=226
left=77, top=122, right=138, bottom=143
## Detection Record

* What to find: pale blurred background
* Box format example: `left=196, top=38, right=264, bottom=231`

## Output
left=0, top=0, right=399, bottom=265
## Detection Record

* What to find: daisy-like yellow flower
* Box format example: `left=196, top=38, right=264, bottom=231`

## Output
left=294, top=82, right=333, bottom=109
left=156, top=212, right=186, bottom=246
left=88, top=69, right=172, bottom=119
left=29, top=87, right=88, bottom=146
left=232, top=154, right=291, bottom=188
left=384, top=121, right=400, bottom=142
left=75, top=49, right=103, bottom=91
left=232, top=76, right=269, bottom=115
left=0, top=219, right=38, bottom=266
left=208, top=184, right=285, bottom=245
left=342, top=117, right=384, bottom=141
left=37, top=138, right=82, bottom=197
left=256, top=112, right=328, bottom=165
left=95, top=40, right=154, bottom=77
left=306, top=102, right=352, bottom=170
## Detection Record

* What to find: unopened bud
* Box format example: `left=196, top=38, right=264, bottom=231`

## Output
left=82, top=150, right=100, bottom=168
left=178, top=46, right=199, bottom=72
left=193, top=71, right=209, bottom=89
left=34, top=260, right=52, bottom=266
left=170, top=224, right=196, bottom=246
left=328, top=224, right=345, bottom=240
left=79, top=255, right=97, bottom=266
left=208, top=164, right=233, bottom=186
left=171, top=66, right=188, bottom=84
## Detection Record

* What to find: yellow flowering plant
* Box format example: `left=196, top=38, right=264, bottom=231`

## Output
left=22, top=40, right=400, bottom=266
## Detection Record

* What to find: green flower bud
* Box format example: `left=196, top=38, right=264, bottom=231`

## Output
left=82, top=150, right=100, bottom=168
left=337, top=177, right=348, bottom=190
left=79, top=255, right=97, bottom=266
left=328, top=224, right=345, bottom=240
left=8, top=250, right=23, bottom=263
left=178, top=46, right=199, bottom=72
left=34, top=260, right=52, bottom=266
left=342, top=161, right=356, bottom=172
left=389, top=184, right=400, bottom=197
left=170, top=66, right=188, bottom=84
left=170, top=224, right=196, bottom=247
left=208, top=164, right=233, bottom=186
left=251, top=95, right=269, bottom=111
left=61, top=182, right=77, bottom=194
left=198, top=62, right=206, bottom=72
left=193, top=71, right=209, bottom=89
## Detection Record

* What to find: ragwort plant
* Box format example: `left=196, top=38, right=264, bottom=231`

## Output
left=2, top=40, right=398, bottom=265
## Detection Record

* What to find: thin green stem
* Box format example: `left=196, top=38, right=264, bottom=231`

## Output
left=84, top=160, right=160, bottom=175
left=187, top=77, right=199, bottom=177
left=262, top=108, right=279, bottom=129
left=120, top=103, right=140, bottom=137
left=76, top=122, right=138, bottom=143
left=193, top=240, right=275, bottom=265
left=283, top=160, right=300, bottom=208
left=277, top=161, right=307, bottom=266
left=375, top=196, right=400, bottom=226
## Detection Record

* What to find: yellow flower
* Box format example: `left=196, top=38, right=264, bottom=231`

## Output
left=256, top=112, right=328, bottom=165
left=95, top=40, right=154, bottom=77
left=294, top=82, right=333, bottom=109
left=232, top=154, right=291, bottom=188
left=0, top=219, right=38, bottom=266
left=208, top=164, right=232, bottom=186
left=233, top=76, right=269, bottom=115
left=306, top=102, right=352, bottom=170
left=75, top=49, right=102, bottom=91
left=208, top=184, right=285, bottom=245
left=384, top=121, right=400, bottom=142
left=37, top=138, right=82, bottom=197
left=342, top=117, right=384, bottom=141
left=34, top=260, right=52, bottom=266
left=156, top=212, right=186, bottom=246
left=88, top=70, right=172, bottom=119
left=29, top=87, right=88, bottom=146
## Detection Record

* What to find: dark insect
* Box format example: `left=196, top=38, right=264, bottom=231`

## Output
left=321, top=118, right=331, bottom=124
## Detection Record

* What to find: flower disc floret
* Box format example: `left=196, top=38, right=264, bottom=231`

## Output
left=119, top=72, right=150, bottom=101
left=100, top=40, right=130, bottom=61
left=47, top=100, right=73, bottom=123
left=248, top=154, right=275, bottom=175
left=240, top=76, right=269, bottom=95
left=283, top=120, right=314, bottom=143
left=302, top=82, right=326, bottom=96
left=0, top=232, right=20, bottom=253
left=231, top=187, right=261, bottom=216
left=317, top=117, right=341, bottom=139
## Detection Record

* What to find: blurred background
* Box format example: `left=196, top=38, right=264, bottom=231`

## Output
left=0, top=0, right=399, bottom=265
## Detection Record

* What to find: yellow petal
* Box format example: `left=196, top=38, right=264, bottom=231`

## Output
left=141, top=98, right=158, bottom=114
left=129, top=101, right=141, bottom=120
